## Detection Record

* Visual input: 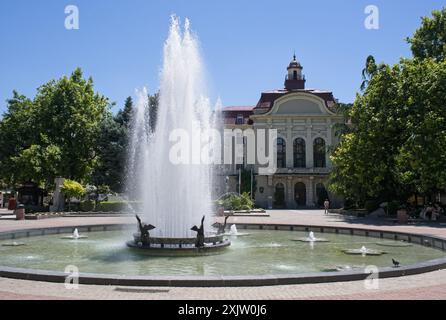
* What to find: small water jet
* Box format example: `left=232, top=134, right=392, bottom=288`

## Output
left=2, top=241, right=26, bottom=247
left=222, top=224, right=250, bottom=237
left=293, top=231, right=329, bottom=243
left=343, top=246, right=385, bottom=256
left=62, top=228, right=88, bottom=240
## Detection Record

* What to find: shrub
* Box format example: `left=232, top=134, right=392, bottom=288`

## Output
left=95, top=201, right=123, bottom=212
left=387, top=201, right=400, bottom=216
left=364, top=200, right=380, bottom=213
left=66, top=202, right=80, bottom=212
left=216, top=193, right=254, bottom=211
left=61, top=179, right=85, bottom=211
left=24, top=205, right=49, bottom=214
left=94, top=201, right=142, bottom=212
left=80, top=200, right=95, bottom=212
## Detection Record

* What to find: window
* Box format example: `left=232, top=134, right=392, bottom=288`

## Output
left=293, top=70, right=298, bottom=80
left=293, top=138, right=306, bottom=168
left=236, top=114, right=244, bottom=125
left=277, top=138, right=286, bottom=168
left=314, top=138, right=326, bottom=168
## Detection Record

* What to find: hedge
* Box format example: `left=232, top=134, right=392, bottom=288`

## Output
left=92, top=201, right=143, bottom=212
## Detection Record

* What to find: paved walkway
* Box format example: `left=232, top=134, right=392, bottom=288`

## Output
left=1, top=210, right=446, bottom=300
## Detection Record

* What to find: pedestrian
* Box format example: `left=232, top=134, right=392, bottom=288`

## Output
left=324, top=199, right=330, bottom=215
left=0, top=192, right=3, bottom=209
left=8, top=194, right=17, bottom=211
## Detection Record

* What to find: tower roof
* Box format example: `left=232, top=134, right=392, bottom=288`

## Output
left=287, top=54, right=302, bottom=69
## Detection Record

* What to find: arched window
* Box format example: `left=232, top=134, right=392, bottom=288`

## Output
left=314, top=138, right=326, bottom=168
left=293, top=70, right=298, bottom=80
left=293, top=138, right=306, bottom=168
left=277, top=138, right=286, bottom=168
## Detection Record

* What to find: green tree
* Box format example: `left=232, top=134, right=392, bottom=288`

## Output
left=94, top=93, right=159, bottom=193
left=91, top=112, right=127, bottom=192
left=115, top=96, right=133, bottom=128
left=394, top=58, right=446, bottom=196
left=148, top=93, right=159, bottom=132
left=407, top=7, right=446, bottom=61
left=0, top=69, right=109, bottom=188
left=32, top=68, right=109, bottom=181
left=329, top=61, right=409, bottom=206
left=10, top=143, right=61, bottom=186
left=330, top=56, right=446, bottom=206
left=360, top=55, right=378, bottom=91
left=61, top=179, right=85, bottom=211
left=0, top=91, right=36, bottom=187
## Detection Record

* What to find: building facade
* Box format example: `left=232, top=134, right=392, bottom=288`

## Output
left=220, top=55, right=344, bottom=209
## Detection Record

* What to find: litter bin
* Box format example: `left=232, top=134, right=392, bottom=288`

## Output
left=397, top=209, right=408, bottom=224
left=15, top=204, right=25, bottom=221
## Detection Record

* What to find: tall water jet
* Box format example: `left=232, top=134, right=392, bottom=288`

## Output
left=126, top=17, right=228, bottom=253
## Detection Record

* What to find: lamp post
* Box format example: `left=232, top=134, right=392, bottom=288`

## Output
left=238, top=168, right=241, bottom=195
left=250, top=167, right=253, bottom=200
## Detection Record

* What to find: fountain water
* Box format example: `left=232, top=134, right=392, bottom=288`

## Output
left=62, top=228, right=88, bottom=240
left=223, top=224, right=250, bottom=237
left=308, top=232, right=316, bottom=242
left=292, top=231, right=329, bottom=243
left=125, top=17, right=230, bottom=255
left=342, top=245, right=385, bottom=256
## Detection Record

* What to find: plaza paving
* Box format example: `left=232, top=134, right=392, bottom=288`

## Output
left=1, top=209, right=446, bottom=300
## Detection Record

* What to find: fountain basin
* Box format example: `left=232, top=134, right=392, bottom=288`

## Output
left=292, top=238, right=330, bottom=243
left=342, top=249, right=386, bottom=256
left=1, top=242, right=26, bottom=247
left=375, top=241, right=413, bottom=248
left=127, top=234, right=231, bottom=256
left=1, top=224, right=446, bottom=286
left=61, top=235, right=88, bottom=240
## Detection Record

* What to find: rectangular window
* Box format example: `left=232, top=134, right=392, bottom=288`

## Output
left=236, top=114, right=244, bottom=125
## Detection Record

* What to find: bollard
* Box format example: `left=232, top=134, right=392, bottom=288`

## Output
left=15, top=204, right=25, bottom=221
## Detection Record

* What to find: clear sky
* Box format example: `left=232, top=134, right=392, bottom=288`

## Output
left=0, top=0, right=443, bottom=114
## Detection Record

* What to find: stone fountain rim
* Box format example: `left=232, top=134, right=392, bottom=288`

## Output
left=0, top=223, right=445, bottom=287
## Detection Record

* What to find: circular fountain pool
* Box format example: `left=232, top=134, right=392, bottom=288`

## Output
left=1, top=228, right=445, bottom=280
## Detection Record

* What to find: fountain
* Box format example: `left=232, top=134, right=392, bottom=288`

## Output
left=1, top=241, right=26, bottom=247
left=125, top=17, right=230, bottom=256
left=212, top=215, right=230, bottom=235
left=343, top=245, right=385, bottom=256
left=219, top=224, right=250, bottom=237
left=62, top=228, right=88, bottom=240
left=293, top=231, right=329, bottom=243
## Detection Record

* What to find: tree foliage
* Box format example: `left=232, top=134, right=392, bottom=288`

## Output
left=61, top=179, right=85, bottom=199
left=330, top=12, right=446, bottom=206
left=0, top=69, right=108, bottom=189
left=61, top=179, right=85, bottom=211
left=92, top=93, right=159, bottom=193
left=407, top=7, right=446, bottom=61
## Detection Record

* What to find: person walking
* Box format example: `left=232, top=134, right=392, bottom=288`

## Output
left=0, top=192, right=3, bottom=209
left=8, top=194, right=17, bottom=211
left=324, top=199, right=330, bottom=215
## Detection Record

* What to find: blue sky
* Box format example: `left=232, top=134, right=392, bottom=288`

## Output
left=0, top=0, right=443, bottom=114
